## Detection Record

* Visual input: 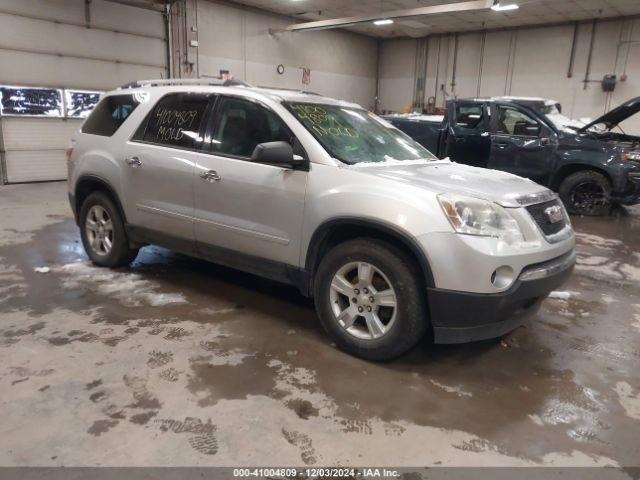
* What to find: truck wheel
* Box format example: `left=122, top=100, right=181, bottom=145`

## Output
left=314, top=238, right=428, bottom=361
left=559, top=171, right=612, bottom=216
left=79, top=191, right=139, bottom=268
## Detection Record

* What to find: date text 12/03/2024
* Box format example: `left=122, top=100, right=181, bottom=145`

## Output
left=232, top=468, right=401, bottom=478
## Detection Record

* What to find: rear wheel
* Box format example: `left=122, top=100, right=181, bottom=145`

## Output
left=79, top=191, right=139, bottom=267
left=314, top=238, right=428, bottom=361
left=559, top=170, right=612, bottom=216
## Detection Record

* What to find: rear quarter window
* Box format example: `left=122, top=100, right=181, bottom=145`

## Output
left=81, top=94, right=140, bottom=136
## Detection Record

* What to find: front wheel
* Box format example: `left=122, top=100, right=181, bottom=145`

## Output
left=313, top=238, right=428, bottom=361
left=559, top=170, right=612, bottom=216
left=79, top=191, right=139, bottom=267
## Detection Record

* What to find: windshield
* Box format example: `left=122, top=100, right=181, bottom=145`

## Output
left=286, top=102, right=437, bottom=164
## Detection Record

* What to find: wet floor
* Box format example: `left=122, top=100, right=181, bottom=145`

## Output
left=0, top=182, right=639, bottom=467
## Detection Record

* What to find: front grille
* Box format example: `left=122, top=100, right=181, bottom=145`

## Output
left=526, top=199, right=567, bottom=236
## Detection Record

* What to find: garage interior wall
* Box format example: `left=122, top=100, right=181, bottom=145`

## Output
left=379, top=16, right=640, bottom=133
left=0, top=0, right=167, bottom=183
left=195, top=1, right=379, bottom=109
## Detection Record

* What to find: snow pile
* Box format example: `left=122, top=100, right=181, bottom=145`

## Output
left=549, top=291, right=571, bottom=300
left=57, top=261, right=187, bottom=307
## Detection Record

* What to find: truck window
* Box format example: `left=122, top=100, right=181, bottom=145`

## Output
left=82, top=94, right=140, bottom=136
left=495, top=106, right=541, bottom=137
left=137, top=93, right=211, bottom=150
left=211, top=97, right=293, bottom=158
left=287, top=103, right=436, bottom=164
left=455, top=105, right=483, bottom=129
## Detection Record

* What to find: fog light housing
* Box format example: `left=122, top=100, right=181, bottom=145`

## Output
left=491, top=266, right=515, bottom=289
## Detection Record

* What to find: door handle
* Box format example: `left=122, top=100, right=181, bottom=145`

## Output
left=495, top=142, right=509, bottom=148
left=455, top=137, right=466, bottom=144
left=125, top=156, right=142, bottom=167
left=200, top=170, right=221, bottom=182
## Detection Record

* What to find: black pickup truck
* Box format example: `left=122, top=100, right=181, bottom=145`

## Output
left=385, top=97, right=640, bottom=215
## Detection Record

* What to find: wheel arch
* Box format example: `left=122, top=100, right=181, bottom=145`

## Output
left=74, top=175, right=127, bottom=227
left=305, top=218, right=436, bottom=294
left=552, top=164, right=613, bottom=191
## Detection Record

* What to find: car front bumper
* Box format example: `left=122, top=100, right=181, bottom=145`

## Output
left=613, top=172, right=640, bottom=205
left=428, top=249, right=576, bottom=344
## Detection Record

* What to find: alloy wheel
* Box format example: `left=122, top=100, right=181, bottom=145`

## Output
left=85, top=205, right=114, bottom=256
left=329, top=261, right=397, bottom=340
left=570, top=181, right=608, bottom=214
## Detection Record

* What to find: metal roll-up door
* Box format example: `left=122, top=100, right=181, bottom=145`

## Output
left=1, top=117, right=81, bottom=183
left=0, top=0, right=168, bottom=183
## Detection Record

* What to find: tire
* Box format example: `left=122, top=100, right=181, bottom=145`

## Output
left=313, top=238, right=428, bottom=361
left=559, top=170, right=612, bottom=216
left=79, top=191, right=139, bottom=268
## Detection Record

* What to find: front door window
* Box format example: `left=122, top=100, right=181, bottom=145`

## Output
left=494, top=106, right=542, bottom=137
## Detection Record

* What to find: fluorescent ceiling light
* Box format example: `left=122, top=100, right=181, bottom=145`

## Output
left=373, top=19, right=394, bottom=25
left=491, top=3, right=519, bottom=11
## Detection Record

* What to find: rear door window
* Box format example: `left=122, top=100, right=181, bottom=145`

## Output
left=82, top=94, right=140, bottom=136
left=210, top=96, right=293, bottom=158
left=138, top=93, right=212, bottom=150
left=455, top=104, right=484, bottom=129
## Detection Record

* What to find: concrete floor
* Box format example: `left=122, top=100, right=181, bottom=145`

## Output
left=0, top=181, right=639, bottom=468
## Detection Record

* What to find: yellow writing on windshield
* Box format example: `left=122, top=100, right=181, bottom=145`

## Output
left=291, top=104, right=359, bottom=139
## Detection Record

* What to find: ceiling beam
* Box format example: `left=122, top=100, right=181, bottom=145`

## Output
left=272, top=0, right=496, bottom=33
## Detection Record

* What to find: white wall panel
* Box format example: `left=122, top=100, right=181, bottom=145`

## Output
left=0, top=0, right=164, bottom=38
left=379, top=17, right=640, bottom=133
left=0, top=0, right=166, bottom=90
left=196, top=1, right=378, bottom=107
left=0, top=0, right=166, bottom=183
left=0, top=13, right=165, bottom=69
left=510, top=25, right=578, bottom=117
left=0, top=50, right=165, bottom=91
left=378, top=38, right=416, bottom=112
left=452, top=32, right=484, bottom=98
left=478, top=31, right=512, bottom=98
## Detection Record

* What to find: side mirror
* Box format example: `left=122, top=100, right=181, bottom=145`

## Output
left=251, top=141, right=308, bottom=170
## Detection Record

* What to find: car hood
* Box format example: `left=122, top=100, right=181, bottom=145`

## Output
left=350, top=160, right=552, bottom=208
left=546, top=113, right=589, bottom=133
left=579, top=96, right=640, bottom=132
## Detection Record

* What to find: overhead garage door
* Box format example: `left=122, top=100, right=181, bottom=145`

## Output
left=0, top=0, right=167, bottom=183
left=1, top=117, right=81, bottom=183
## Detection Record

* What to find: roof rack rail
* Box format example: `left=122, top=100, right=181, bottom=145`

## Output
left=119, top=78, right=252, bottom=89
left=257, top=86, right=322, bottom=96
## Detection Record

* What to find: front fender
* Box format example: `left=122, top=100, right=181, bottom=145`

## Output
left=300, top=163, right=452, bottom=279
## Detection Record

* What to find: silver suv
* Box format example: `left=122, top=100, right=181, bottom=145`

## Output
left=67, top=79, right=576, bottom=361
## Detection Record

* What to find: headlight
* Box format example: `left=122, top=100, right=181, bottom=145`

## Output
left=621, top=149, right=640, bottom=162
left=438, top=193, right=524, bottom=244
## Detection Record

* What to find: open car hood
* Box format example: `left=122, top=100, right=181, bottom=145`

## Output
left=579, top=96, right=640, bottom=132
